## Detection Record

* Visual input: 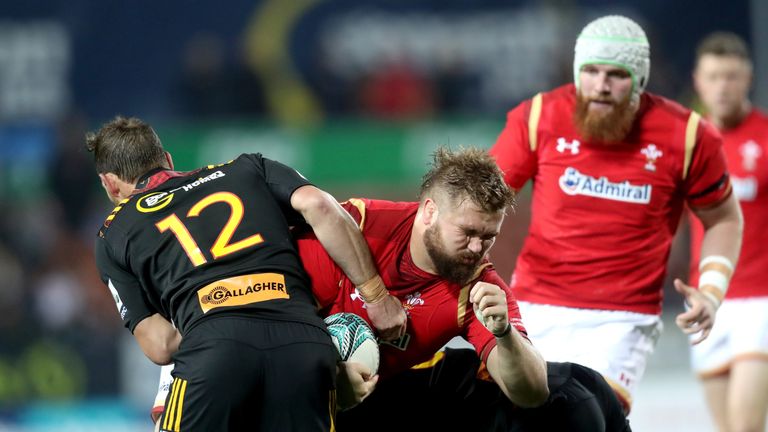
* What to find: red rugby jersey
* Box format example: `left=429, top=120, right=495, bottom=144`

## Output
left=296, top=198, right=527, bottom=378
left=490, top=84, right=731, bottom=314
left=689, top=108, right=768, bottom=298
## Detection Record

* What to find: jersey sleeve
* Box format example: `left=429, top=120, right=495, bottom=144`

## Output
left=243, top=153, right=313, bottom=225
left=489, top=100, right=538, bottom=190
left=684, top=121, right=732, bottom=208
left=463, top=267, right=529, bottom=363
left=94, top=237, right=155, bottom=333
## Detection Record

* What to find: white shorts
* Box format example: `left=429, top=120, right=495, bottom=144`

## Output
left=690, top=296, right=768, bottom=377
left=518, top=301, right=662, bottom=406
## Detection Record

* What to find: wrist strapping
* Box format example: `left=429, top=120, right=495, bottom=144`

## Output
left=357, top=274, right=388, bottom=304
left=697, top=255, right=734, bottom=308
left=493, top=322, right=512, bottom=338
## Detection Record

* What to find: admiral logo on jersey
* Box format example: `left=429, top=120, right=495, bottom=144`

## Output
left=559, top=167, right=652, bottom=204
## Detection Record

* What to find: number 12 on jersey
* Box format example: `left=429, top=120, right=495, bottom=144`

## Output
left=155, top=192, right=264, bottom=266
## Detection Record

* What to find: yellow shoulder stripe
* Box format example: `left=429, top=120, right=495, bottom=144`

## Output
left=456, top=262, right=493, bottom=327
left=345, top=198, right=367, bottom=231
left=528, top=93, right=543, bottom=151
left=683, top=112, right=701, bottom=180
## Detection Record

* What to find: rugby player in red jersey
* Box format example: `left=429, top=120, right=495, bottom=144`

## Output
left=490, top=15, right=743, bottom=412
left=153, top=147, right=631, bottom=431
left=688, top=32, right=768, bottom=432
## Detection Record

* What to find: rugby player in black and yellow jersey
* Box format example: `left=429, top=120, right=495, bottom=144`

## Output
left=88, top=116, right=406, bottom=432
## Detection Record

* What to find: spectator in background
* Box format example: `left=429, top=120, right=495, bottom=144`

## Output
left=688, top=31, right=768, bottom=432
left=358, top=53, right=435, bottom=119
left=176, top=33, right=266, bottom=120
left=489, top=15, right=743, bottom=413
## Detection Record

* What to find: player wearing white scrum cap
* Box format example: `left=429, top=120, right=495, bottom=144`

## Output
left=491, top=14, right=743, bottom=412
left=573, top=15, right=650, bottom=106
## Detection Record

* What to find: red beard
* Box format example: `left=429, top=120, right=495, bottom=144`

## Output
left=573, top=93, right=636, bottom=144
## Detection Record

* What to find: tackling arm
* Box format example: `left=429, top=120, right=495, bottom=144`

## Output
left=133, top=314, right=182, bottom=365
left=291, top=185, right=406, bottom=340
left=471, top=281, right=549, bottom=407
left=486, top=330, right=549, bottom=408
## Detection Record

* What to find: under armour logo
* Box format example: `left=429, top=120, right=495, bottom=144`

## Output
left=556, top=138, right=580, bottom=154
left=350, top=287, right=368, bottom=309
left=641, top=144, right=663, bottom=172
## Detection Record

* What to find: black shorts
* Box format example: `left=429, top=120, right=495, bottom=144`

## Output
left=337, top=349, right=631, bottom=432
left=507, top=361, right=631, bottom=432
left=158, top=317, right=337, bottom=432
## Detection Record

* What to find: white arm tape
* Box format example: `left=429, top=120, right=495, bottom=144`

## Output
left=699, top=255, right=734, bottom=273
left=700, top=290, right=722, bottom=308
left=698, top=270, right=729, bottom=295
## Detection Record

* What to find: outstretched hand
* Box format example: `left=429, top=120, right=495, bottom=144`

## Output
left=673, top=278, right=718, bottom=345
left=366, top=294, right=407, bottom=341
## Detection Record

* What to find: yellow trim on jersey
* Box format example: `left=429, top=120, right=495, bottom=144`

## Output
left=174, top=380, right=187, bottom=432
left=163, top=377, right=187, bottom=432
left=527, top=93, right=543, bottom=151
left=456, top=263, right=493, bottom=327
left=683, top=112, right=701, bottom=180
left=102, top=198, right=129, bottom=226
left=603, top=376, right=633, bottom=412
left=329, top=389, right=337, bottom=430
left=345, top=198, right=367, bottom=230
left=457, top=284, right=470, bottom=327
left=411, top=351, right=446, bottom=370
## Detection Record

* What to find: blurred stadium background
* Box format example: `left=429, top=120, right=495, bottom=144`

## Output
left=0, top=0, right=762, bottom=430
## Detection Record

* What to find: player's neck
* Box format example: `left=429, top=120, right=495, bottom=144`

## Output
left=711, top=100, right=751, bottom=130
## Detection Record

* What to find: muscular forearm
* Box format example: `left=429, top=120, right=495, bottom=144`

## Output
left=294, top=187, right=377, bottom=286
left=695, top=194, right=743, bottom=267
left=487, top=330, right=549, bottom=408
left=699, top=218, right=742, bottom=266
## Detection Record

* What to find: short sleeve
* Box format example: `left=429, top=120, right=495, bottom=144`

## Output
left=94, top=237, right=155, bottom=333
left=242, top=153, right=313, bottom=225
left=489, top=100, right=539, bottom=190
left=685, top=120, right=732, bottom=209
left=463, top=267, right=529, bottom=363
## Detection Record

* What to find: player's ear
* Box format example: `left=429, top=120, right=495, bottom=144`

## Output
left=421, top=198, right=439, bottom=226
left=100, top=173, right=122, bottom=200
left=164, top=151, right=174, bottom=170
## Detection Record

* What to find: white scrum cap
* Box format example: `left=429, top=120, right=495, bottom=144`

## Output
left=574, top=15, right=650, bottom=104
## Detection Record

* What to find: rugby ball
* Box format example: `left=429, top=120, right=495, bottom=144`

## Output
left=324, top=312, right=379, bottom=375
